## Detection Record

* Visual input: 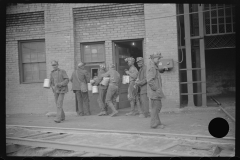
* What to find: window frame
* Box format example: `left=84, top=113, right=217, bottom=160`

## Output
left=80, top=41, right=106, bottom=64
left=18, top=39, right=46, bottom=84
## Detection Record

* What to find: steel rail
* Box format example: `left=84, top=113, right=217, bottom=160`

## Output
left=210, top=96, right=235, bottom=122
left=6, top=125, right=235, bottom=144
left=6, top=137, right=194, bottom=157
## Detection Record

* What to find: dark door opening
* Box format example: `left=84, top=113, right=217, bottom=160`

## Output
left=113, top=39, right=143, bottom=109
left=205, top=48, right=236, bottom=106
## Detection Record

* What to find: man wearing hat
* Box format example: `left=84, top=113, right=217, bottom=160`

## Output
left=91, top=64, right=108, bottom=116
left=125, top=57, right=139, bottom=116
left=70, top=62, right=91, bottom=116
left=147, top=52, right=168, bottom=129
left=50, top=60, right=69, bottom=123
left=101, top=63, right=120, bottom=117
left=135, top=57, right=149, bottom=118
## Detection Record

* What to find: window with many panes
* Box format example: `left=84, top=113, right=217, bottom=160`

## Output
left=19, top=40, right=46, bottom=83
left=204, top=4, right=235, bottom=35
left=81, top=42, right=105, bottom=63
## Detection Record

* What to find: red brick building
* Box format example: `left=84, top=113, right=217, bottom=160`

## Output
left=6, top=3, right=235, bottom=114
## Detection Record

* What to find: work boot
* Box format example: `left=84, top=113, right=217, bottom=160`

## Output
left=125, top=112, right=134, bottom=116
left=97, top=112, right=104, bottom=116
left=54, top=120, right=61, bottom=123
left=109, top=110, right=118, bottom=117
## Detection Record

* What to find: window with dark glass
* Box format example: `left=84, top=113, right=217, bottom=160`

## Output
left=19, top=40, right=46, bottom=83
left=81, top=42, right=105, bottom=63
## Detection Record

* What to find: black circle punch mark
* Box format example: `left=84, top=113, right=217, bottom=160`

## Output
left=208, top=117, right=229, bottom=138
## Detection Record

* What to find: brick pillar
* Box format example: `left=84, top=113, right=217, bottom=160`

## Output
left=45, top=4, right=75, bottom=112
left=144, top=4, right=180, bottom=110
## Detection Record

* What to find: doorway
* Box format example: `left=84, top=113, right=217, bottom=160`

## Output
left=113, top=39, right=143, bottom=109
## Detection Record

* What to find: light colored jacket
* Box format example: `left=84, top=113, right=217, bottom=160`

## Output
left=101, top=68, right=120, bottom=86
left=128, top=65, right=138, bottom=82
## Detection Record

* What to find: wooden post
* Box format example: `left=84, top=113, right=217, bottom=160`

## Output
left=183, top=4, right=195, bottom=107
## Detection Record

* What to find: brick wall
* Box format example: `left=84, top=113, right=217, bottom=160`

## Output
left=73, top=3, right=145, bottom=66
left=6, top=3, right=181, bottom=114
left=144, top=4, right=180, bottom=110
left=6, top=5, right=47, bottom=114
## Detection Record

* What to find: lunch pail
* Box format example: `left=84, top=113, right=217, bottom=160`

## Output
left=88, top=83, right=92, bottom=91
left=43, top=79, right=50, bottom=88
left=122, top=75, right=129, bottom=84
left=92, top=86, right=98, bottom=93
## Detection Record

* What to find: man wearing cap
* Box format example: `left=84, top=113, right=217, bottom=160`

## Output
left=70, top=62, right=91, bottom=116
left=147, top=52, right=168, bottom=129
left=135, top=57, right=149, bottom=118
left=50, top=60, right=69, bottom=123
left=101, top=63, right=120, bottom=117
left=125, top=57, right=139, bottom=116
left=91, top=64, right=108, bottom=116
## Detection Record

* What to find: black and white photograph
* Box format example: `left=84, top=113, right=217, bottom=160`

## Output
left=6, top=3, right=236, bottom=157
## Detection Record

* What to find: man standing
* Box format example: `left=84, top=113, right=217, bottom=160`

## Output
left=125, top=57, right=139, bottom=116
left=101, top=63, right=120, bottom=117
left=70, top=62, right=91, bottom=116
left=92, top=64, right=108, bottom=116
left=135, top=57, right=149, bottom=118
left=50, top=60, right=69, bottom=123
left=147, top=52, right=168, bottom=129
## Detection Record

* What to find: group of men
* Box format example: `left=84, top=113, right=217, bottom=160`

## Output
left=49, top=51, right=167, bottom=129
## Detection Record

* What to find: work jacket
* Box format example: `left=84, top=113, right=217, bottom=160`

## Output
left=128, top=65, right=138, bottom=82
left=101, top=68, right=120, bottom=86
left=70, top=68, right=90, bottom=91
left=93, top=69, right=108, bottom=89
left=147, top=61, right=165, bottom=99
left=137, top=64, right=147, bottom=94
left=50, top=68, right=69, bottom=93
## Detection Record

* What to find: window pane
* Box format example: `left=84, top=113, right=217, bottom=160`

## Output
left=37, top=51, right=45, bottom=62
left=211, top=10, right=217, bottom=18
left=226, top=17, right=231, bottom=23
left=22, top=52, right=31, bottom=63
left=39, top=62, right=46, bottom=71
left=219, top=24, right=225, bottom=33
left=31, top=52, right=38, bottom=62
left=218, top=17, right=224, bottom=24
left=212, top=25, right=217, bottom=34
left=218, top=8, right=224, bottom=17
left=226, top=24, right=232, bottom=32
left=211, top=18, right=217, bottom=24
left=91, top=45, right=98, bottom=60
left=97, top=44, right=104, bottom=61
left=23, top=63, right=32, bottom=82
left=32, top=63, right=39, bottom=81
left=205, top=25, right=210, bottom=34
left=225, top=8, right=231, bottom=16
left=233, top=23, right=235, bottom=32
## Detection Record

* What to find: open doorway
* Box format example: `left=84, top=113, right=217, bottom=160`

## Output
left=113, top=39, right=143, bottom=109
left=205, top=48, right=236, bottom=107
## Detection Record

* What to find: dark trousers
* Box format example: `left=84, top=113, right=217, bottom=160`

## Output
left=150, top=99, right=162, bottom=128
left=136, top=93, right=149, bottom=116
left=54, top=93, right=65, bottom=121
left=97, top=86, right=108, bottom=112
left=105, top=84, right=118, bottom=113
left=75, top=90, right=90, bottom=115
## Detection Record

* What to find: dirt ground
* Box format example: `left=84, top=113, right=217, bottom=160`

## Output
left=6, top=105, right=235, bottom=138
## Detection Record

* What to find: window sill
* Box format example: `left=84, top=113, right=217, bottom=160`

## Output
left=21, top=81, right=44, bottom=84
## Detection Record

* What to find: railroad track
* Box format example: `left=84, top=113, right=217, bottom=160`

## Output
left=6, top=125, right=235, bottom=157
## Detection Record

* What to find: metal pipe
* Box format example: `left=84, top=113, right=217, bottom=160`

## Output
left=210, top=96, right=235, bottom=122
